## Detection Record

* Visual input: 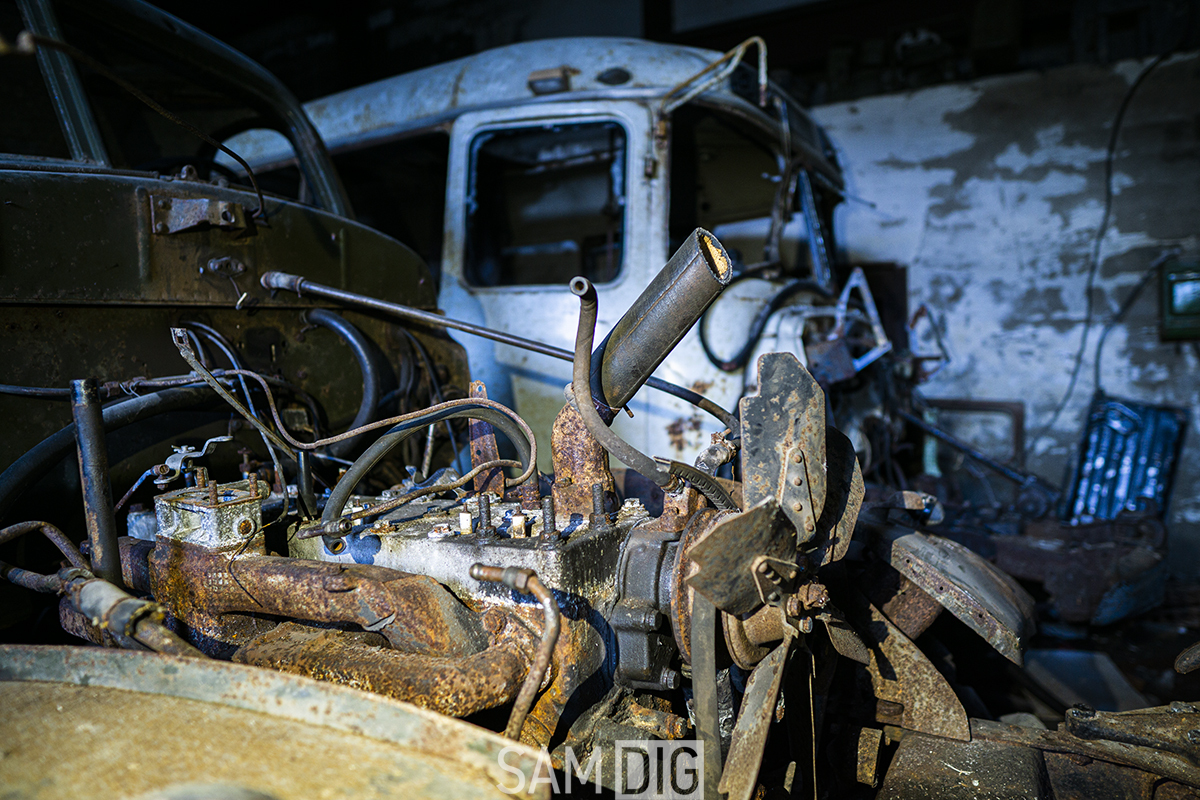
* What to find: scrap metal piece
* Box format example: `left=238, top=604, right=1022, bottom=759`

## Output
left=878, top=529, right=1036, bottom=666
left=848, top=592, right=970, bottom=741
left=856, top=727, right=885, bottom=787
left=686, top=498, right=800, bottom=615
left=973, top=715, right=1200, bottom=789
left=740, top=352, right=826, bottom=543
left=468, top=381, right=507, bottom=497
left=719, top=636, right=792, bottom=800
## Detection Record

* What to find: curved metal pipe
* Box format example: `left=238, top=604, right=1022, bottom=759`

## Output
left=0, top=520, right=88, bottom=569
left=234, top=620, right=534, bottom=718
left=470, top=564, right=561, bottom=741
left=568, top=277, right=677, bottom=489
left=303, top=309, right=382, bottom=458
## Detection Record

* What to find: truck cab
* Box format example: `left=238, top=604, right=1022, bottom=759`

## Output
left=227, top=38, right=848, bottom=468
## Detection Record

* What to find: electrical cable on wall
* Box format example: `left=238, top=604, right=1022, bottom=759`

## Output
left=1028, top=50, right=1173, bottom=452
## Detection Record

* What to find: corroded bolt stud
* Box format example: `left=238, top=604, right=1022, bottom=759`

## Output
left=479, top=493, right=495, bottom=536
left=208, top=481, right=219, bottom=505
left=237, top=519, right=253, bottom=537
left=590, top=482, right=608, bottom=529
left=541, top=496, right=556, bottom=538
left=248, top=477, right=259, bottom=498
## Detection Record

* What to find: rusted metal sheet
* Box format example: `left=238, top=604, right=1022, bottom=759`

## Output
left=999, top=515, right=1166, bottom=625
left=1043, top=752, right=1165, bottom=800
left=549, top=402, right=615, bottom=519
left=0, top=644, right=549, bottom=800
left=878, top=528, right=1036, bottom=665
left=469, top=381, right=507, bottom=497
left=856, top=727, right=885, bottom=787
left=844, top=591, right=970, bottom=741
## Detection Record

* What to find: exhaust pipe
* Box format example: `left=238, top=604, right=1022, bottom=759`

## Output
left=589, top=228, right=732, bottom=420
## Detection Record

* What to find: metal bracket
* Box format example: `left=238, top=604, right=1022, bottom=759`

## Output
left=154, top=435, right=233, bottom=487
left=779, top=445, right=817, bottom=542
left=751, top=555, right=799, bottom=608
left=151, top=195, right=246, bottom=234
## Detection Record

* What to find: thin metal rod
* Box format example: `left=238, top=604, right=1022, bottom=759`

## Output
left=469, top=564, right=561, bottom=741
left=898, top=409, right=1056, bottom=496
left=260, top=272, right=737, bottom=430
left=70, top=379, right=121, bottom=586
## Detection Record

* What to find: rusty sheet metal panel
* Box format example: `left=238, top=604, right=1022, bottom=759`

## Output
left=1066, top=392, right=1188, bottom=523
left=0, top=644, right=549, bottom=800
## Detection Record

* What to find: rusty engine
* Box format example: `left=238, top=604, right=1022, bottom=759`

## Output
left=4, top=3, right=1200, bottom=798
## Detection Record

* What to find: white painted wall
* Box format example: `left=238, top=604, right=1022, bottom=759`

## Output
left=812, top=53, right=1200, bottom=575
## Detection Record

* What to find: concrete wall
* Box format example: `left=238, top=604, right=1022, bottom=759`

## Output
left=811, top=53, right=1200, bottom=574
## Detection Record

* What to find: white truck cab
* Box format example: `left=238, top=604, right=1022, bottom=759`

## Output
left=226, top=37, right=852, bottom=469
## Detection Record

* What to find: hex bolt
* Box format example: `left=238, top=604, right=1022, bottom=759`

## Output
left=479, top=493, right=495, bottom=536
left=659, top=668, right=680, bottom=690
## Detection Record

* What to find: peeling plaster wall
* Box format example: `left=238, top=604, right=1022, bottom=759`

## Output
left=812, top=53, right=1200, bottom=575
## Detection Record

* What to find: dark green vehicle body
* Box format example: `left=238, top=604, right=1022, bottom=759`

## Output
left=0, top=0, right=464, bottom=544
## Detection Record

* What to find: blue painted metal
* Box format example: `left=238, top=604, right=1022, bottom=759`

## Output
left=1065, top=391, right=1188, bottom=523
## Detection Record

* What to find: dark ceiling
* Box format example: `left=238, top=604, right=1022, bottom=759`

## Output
left=153, top=0, right=1198, bottom=106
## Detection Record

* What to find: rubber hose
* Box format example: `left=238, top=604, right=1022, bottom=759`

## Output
left=700, top=277, right=833, bottom=373
left=0, top=386, right=215, bottom=519
left=304, top=309, right=382, bottom=458
left=322, top=405, right=533, bottom=524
